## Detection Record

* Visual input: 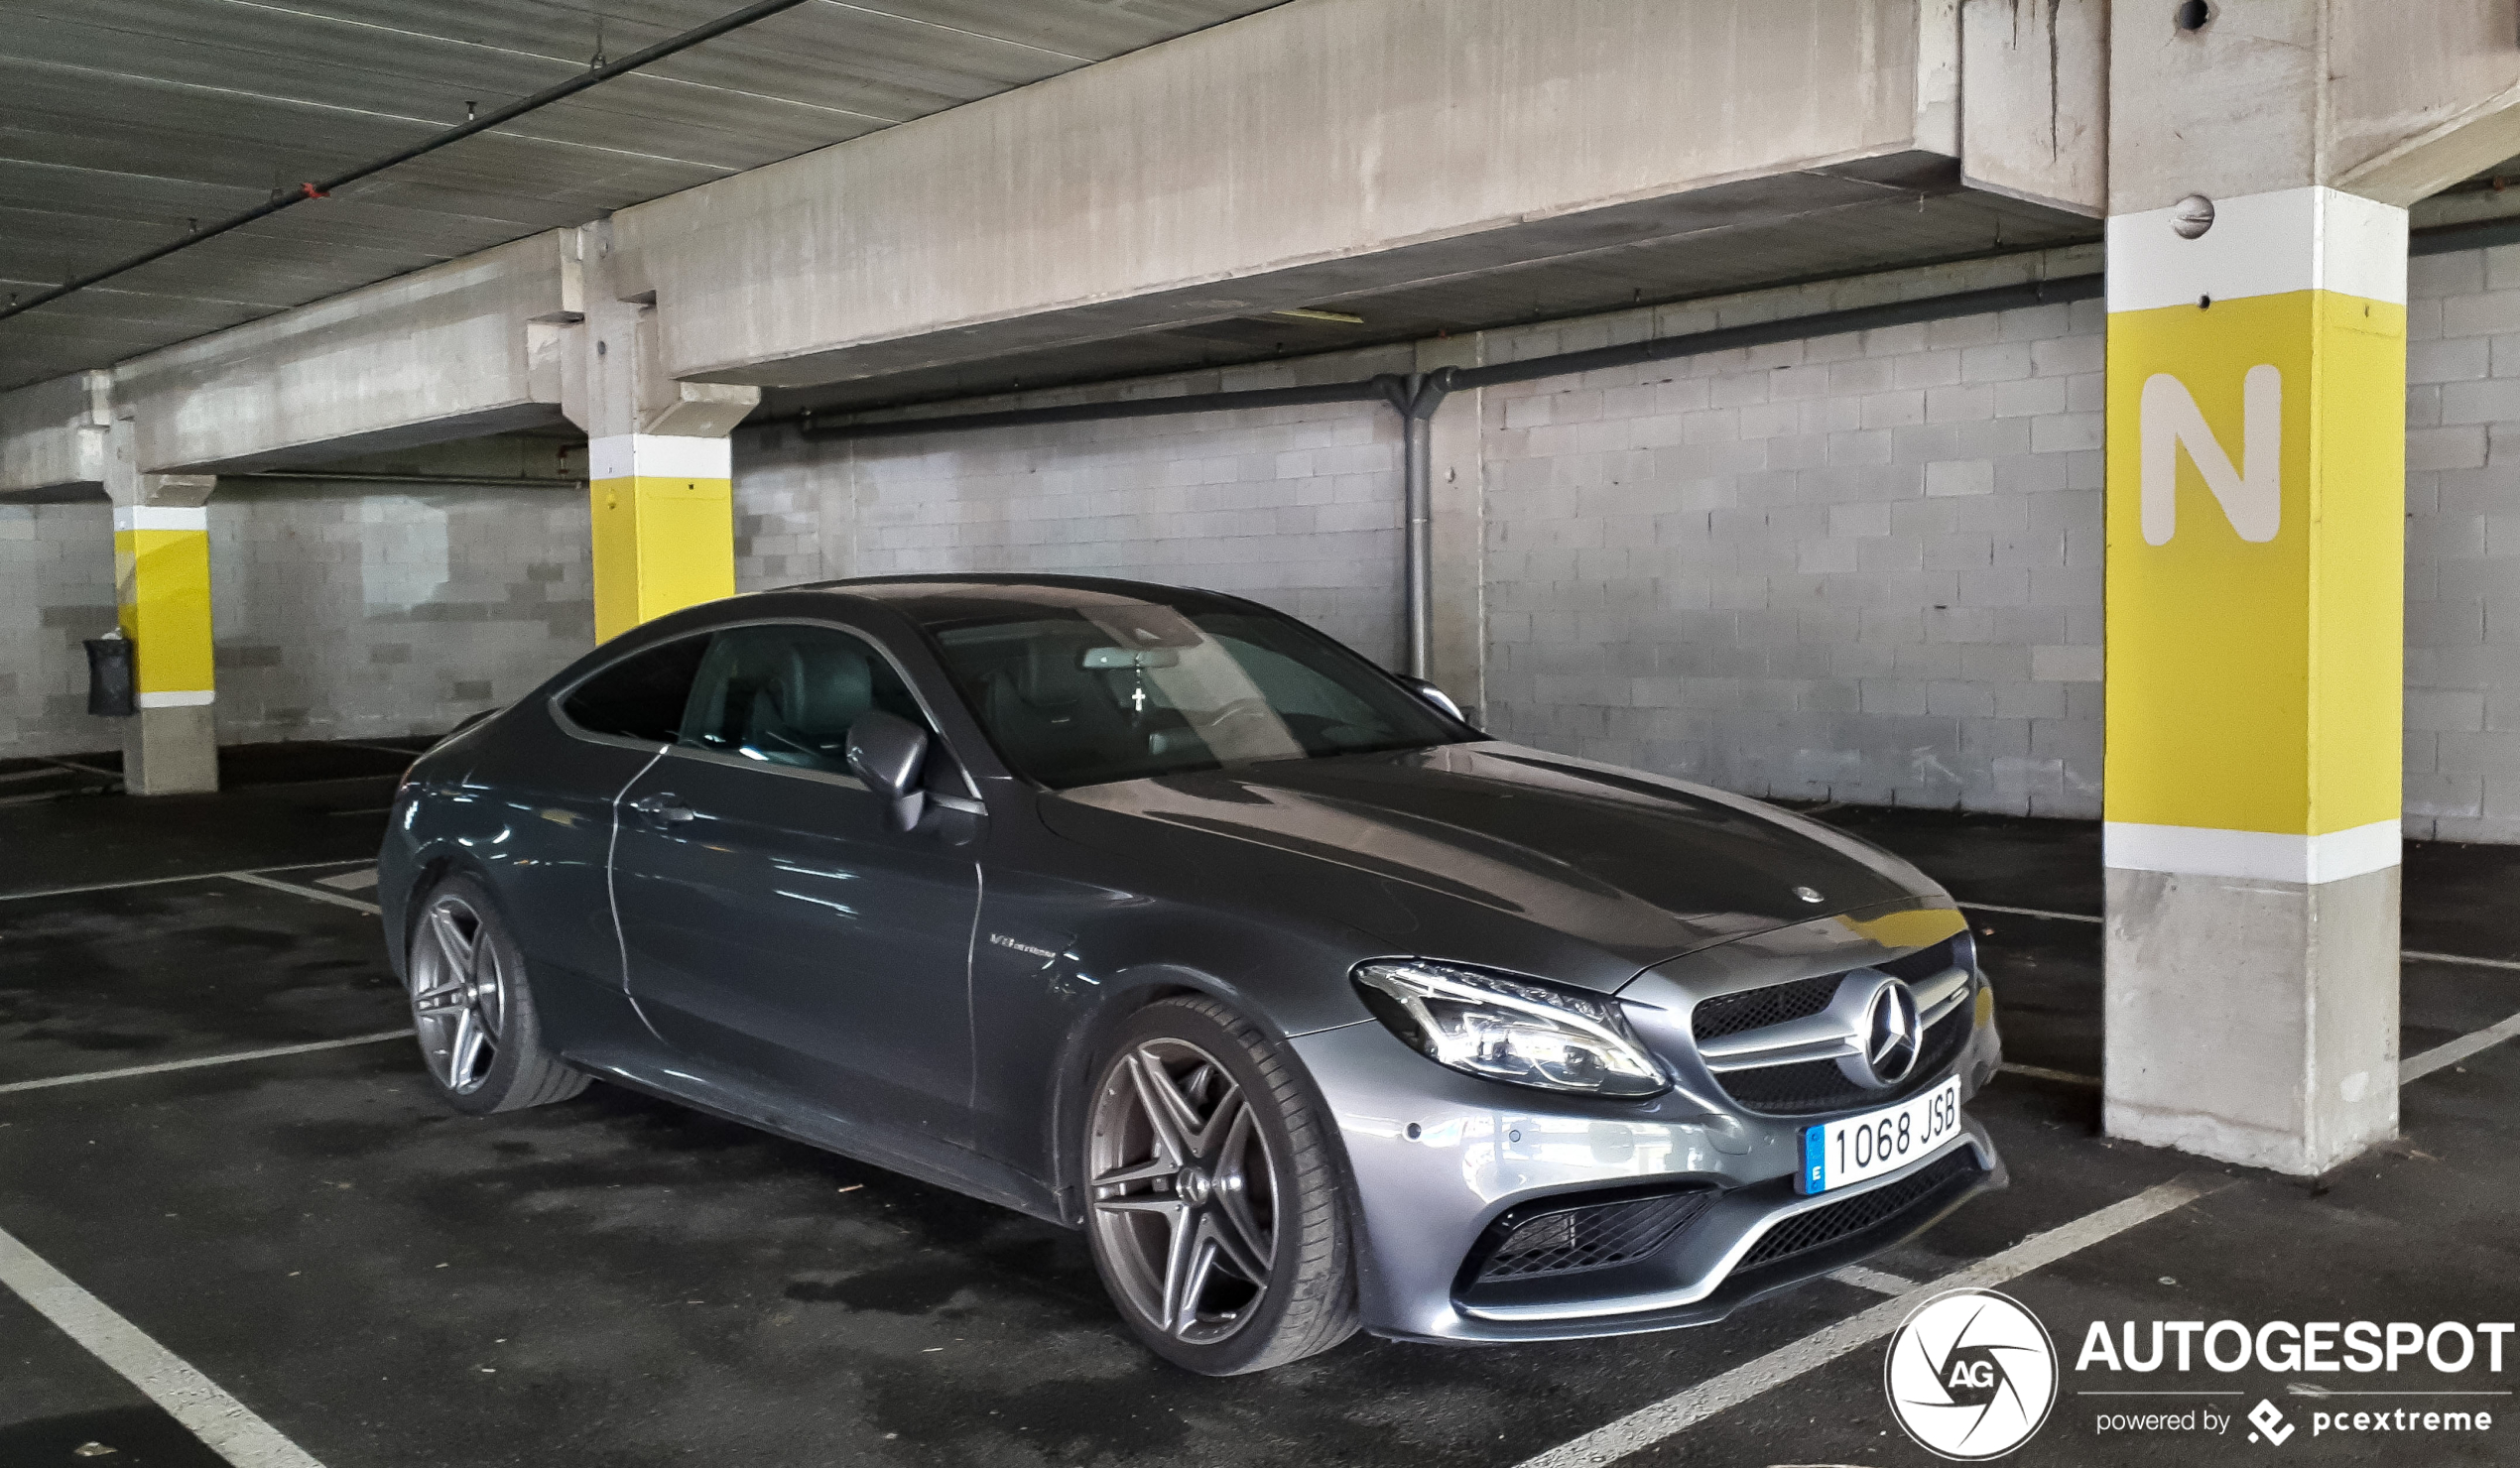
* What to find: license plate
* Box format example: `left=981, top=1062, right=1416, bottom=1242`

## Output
left=1800, top=1078, right=1962, bottom=1194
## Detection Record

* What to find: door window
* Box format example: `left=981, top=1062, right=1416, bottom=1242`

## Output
left=560, top=634, right=711, bottom=743
left=679, top=623, right=927, bottom=775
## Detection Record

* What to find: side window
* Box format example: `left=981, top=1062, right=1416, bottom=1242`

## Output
left=559, top=635, right=710, bottom=743
left=678, top=624, right=927, bottom=776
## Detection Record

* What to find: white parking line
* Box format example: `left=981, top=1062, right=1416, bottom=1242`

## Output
left=1961, top=901, right=2101, bottom=923
left=2404, top=948, right=2520, bottom=973
left=1999, top=1062, right=2100, bottom=1086
left=314, top=868, right=379, bottom=892
left=1826, top=1264, right=1917, bottom=1295
left=225, top=872, right=381, bottom=917
left=0, top=1032, right=413, bottom=1095
left=1515, top=1175, right=2223, bottom=1468
left=0, top=1220, right=329, bottom=1468
left=0, top=861, right=355, bottom=905
left=2401, top=1010, right=2520, bottom=1083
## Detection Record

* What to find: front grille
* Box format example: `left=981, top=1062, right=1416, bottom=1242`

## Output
left=1712, top=1002, right=1973, bottom=1116
left=1737, top=1148, right=1979, bottom=1271
left=1690, top=973, right=1838, bottom=1042
left=1471, top=1187, right=1716, bottom=1284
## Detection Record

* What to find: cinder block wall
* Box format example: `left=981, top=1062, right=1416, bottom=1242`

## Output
left=2403, top=244, right=2520, bottom=842
left=0, top=500, right=116, bottom=760
left=2, top=484, right=592, bottom=761
left=1476, top=292, right=2105, bottom=815
left=737, top=346, right=1415, bottom=667
left=209, top=482, right=594, bottom=745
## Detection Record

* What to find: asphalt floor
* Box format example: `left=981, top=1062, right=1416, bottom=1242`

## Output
left=0, top=747, right=2513, bottom=1467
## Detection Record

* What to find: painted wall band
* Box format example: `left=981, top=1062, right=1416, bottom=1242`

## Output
left=112, top=518, right=215, bottom=698
left=588, top=433, right=732, bottom=481
left=2105, top=186, right=2407, bottom=313
left=588, top=466, right=736, bottom=643
left=2102, top=818, right=2401, bottom=886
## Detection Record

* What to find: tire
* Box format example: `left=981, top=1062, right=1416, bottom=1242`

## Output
left=404, top=874, right=589, bottom=1115
left=1080, top=996, right=1359, bottom=1374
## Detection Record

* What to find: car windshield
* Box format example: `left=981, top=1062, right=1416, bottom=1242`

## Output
left=920, top=592, right=1469, bottom=789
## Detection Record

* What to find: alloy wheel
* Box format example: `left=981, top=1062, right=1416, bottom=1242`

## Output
left=408, top=893, right=508, bottom=1095
left=1086, top=1038, right=1280, bottom=1345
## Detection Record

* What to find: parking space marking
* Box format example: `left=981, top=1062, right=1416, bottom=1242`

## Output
left=0, top=1221, right=329, bottom=1468
left=0, top=1031, right=413, bottom=1095
left=1514, top=1175, right=2223, bottom=1468
left=224, top=872, right=381, bottom=917
left=314, top=868, right=379, bottom=892
left=1826, top=1265, right=1917, bottom=1295
left=2404, top=948, right=2520, bottom=973
left=1999, top=1062, right=2100, bottom=1086
left=0, top=862, right=355, bottom=905
left=1961, top=901, right=2102, bottom=923
left=2401, top=1009, right=2520, bottom=1083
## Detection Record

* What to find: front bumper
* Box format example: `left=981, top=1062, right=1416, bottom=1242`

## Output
left=1290, top=1005, right=2004, bottom=1343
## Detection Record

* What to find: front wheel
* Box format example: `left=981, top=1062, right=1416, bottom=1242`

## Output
left=405, top=875, right=588, bottom=1114
left=1082, top=997, right=1358, bottom=1374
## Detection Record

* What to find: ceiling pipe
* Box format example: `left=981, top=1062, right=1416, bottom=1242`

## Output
left=0, top=0, right=817, bottom=327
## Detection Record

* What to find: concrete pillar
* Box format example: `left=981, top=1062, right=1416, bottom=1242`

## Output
left=565, top=226, right=760, bottom=643
left=1418, top=337, right=1486, bottom=722
left=2101, top=9, right=2408, bottom=1174
left=104, top=420, right=218, bottom=794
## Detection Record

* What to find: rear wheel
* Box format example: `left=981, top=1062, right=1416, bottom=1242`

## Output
left=1082, top=996, right=1358, bottom=1374
left=405, top=875, right=587, bottom=1114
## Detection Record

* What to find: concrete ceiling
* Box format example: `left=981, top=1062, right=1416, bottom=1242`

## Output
left=766, top=166, right=2104, bottom=423
left=0, top=0, right=1288, bottom=391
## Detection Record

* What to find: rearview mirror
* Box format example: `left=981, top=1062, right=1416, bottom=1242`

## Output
left=1081, top=646, right=1181, bottom=671
left=845, top=710, right=929, bottom=831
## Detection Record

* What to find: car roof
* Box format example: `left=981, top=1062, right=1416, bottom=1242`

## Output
left=777, top=573, right=1268, bottom=628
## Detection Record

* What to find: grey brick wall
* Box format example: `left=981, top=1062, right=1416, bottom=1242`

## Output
left=2404, top=244, right=2520, bottom=842
left=1477, top=288, right=2107, bottom=816
left=0, top=500, right=117, bottom=760
left=737, top=349, right=1415, bottom=667
left=209, top=481, right=594, bottom=744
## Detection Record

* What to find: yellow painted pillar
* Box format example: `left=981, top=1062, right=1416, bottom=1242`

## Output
left=2101, top=186, right=2406, bottom=1173
left=587, top=433, right=736, bottom=643
left=110, top=490, right=220, bottom=794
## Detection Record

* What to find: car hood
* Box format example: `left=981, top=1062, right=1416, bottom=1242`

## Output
left=1044, top=741, right=1941, bottom=988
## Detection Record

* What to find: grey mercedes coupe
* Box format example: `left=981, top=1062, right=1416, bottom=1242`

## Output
left=379, top=574, right=2005, bottom=1374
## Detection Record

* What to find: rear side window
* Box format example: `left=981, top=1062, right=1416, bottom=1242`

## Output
left=560, top=636, right=710, bottom=743
left=678, top=623, right=926, bottom=775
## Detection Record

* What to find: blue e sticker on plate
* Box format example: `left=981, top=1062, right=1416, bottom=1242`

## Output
left=1801, top=1126, right=1827, bottom=1194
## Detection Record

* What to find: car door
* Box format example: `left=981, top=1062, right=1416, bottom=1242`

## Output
left=610, top=619, right=981, bottom=1149
left=495, top=630, right=712, bottom=1055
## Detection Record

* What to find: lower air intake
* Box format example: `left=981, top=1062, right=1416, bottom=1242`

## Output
left=1736, top=1148, right=1979, bottom=1271
left=1472, top=1186, right=1716, bottom=1284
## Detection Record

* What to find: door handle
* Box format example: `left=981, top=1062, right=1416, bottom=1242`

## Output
left=628, top=793, right=695, bottom=822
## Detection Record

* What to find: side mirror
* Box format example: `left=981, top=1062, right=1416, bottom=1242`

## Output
left=1395, top=674, right=1467, bottom=725
left=845, top=710, right=929, bottom=831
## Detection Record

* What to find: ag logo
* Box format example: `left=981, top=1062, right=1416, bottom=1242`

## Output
left=1884, top=1288, right=2058, bottom=1460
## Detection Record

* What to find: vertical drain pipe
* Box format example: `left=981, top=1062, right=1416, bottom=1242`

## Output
left=1380, top=368, right=1454, bottom=678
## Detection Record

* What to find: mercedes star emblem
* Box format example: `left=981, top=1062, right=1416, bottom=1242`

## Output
left=1854, top=979, right=1924, bottom=1087
left=1793, top=885, right=1825, bottom=904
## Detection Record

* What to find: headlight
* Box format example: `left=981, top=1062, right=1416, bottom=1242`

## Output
left=1351, top=959, right=1668, bottom=1098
